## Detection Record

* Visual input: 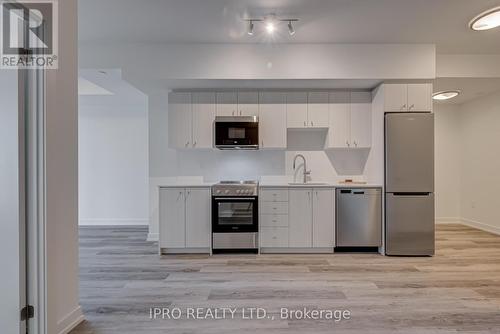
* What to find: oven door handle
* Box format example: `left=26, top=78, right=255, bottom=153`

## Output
left=213, top=197, right=256, bottom=200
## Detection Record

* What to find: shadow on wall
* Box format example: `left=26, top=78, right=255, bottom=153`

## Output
left=325, top=149, right=370, bottom=175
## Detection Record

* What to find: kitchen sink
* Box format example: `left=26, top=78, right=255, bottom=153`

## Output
left=288, top=182, right=330, bottom=186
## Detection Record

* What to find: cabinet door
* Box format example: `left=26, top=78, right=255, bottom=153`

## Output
left=192, top=92, right=215, bottom=148
left=407, top=84, right=432, bottom=112
left=384, top=84, right=407, bottom=112
left=159, top=188, right=185, bottom=248
left=327, top=91, right=350, bottom=148
left=288, top=189, right=312, bottom=247
left=307, top=92, right=329, bottom=128
left=216, top=92, right=237, bottom=116
left=168, top=92, right=192, bottom=149
left=286, top=92, right=308, bottom=128
left=185, top=188, right=211, bottom=248
left=350, top=91, right=372, bottom=148
left=237, top=92, right=259, bottom=117
left=312, top=188, right=335, bottom=248
left=259, top=92, right=287, bottom=149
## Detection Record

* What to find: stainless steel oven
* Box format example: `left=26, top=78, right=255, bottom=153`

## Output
left=214, top=116, right=259, bottom=150
left=211, top=181, right=258, bottom=253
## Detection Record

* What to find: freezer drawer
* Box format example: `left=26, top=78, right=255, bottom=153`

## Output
left=385, top=193, right=435, bottom=256
left=336, top=188, right=382, bottom=247
left=385, top=113, right=434, bottom=193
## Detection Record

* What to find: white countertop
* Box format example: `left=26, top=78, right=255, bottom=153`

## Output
left=259, top=181, right=382, bottom=188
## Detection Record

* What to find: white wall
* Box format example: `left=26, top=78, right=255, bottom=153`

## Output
left=434, top=104, right=461, bottom=221
left=0, top=70, right=22, bottom=334
left=79, top=89, right=149, bottom=226
left=458, top=91, right=500, bottom=233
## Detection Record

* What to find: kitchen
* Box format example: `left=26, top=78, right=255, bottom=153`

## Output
left=157, top=84, right=433, bottom=256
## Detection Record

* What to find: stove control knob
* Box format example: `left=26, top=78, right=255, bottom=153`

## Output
left=236, top=190, right=241, bottom=194
left=216, top=190, right=221, bottom=194
left=224, top=190, right=230, bottom=194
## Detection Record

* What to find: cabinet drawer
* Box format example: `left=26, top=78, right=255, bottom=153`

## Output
left=260, top=201, right=288, bottom=214
left=261, top=227, right=289, bottom=247
left=260, top=189, right=288, bottom=202
left=260, top=214, right=289, bottom=227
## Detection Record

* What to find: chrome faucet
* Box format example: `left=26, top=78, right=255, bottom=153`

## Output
left=293, top=154, right=311, bottom=184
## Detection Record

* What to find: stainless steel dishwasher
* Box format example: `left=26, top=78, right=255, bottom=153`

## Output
left=336, top=188, right=382, bottom=248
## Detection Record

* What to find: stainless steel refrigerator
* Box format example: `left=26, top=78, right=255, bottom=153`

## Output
left=385, top=112, right=435, bottom=256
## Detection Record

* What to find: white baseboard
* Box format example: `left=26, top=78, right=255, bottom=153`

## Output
left=57, top=306, right=84, bottom=334
left=435, top=217, right=462, bottom=224
left=79, top=218, right=149, bottom=226
left=461, top=218, right=500, bottom=236
left=147, top=232, right=159, bottom=242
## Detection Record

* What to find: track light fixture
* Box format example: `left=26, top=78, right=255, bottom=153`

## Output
left=244, top=14, right=298, bottom=36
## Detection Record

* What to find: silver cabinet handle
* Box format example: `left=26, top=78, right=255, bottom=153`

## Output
left=311, top=121, right=314, bottom=126
left=185, top=141, right=189, bottom=147
left=354, top=141, right=358, bottom=147
left=240, top=110, right=242, bottom=115
left=409, top=104, right=415, bottom=110
left=303, top=121, right=306, bottom=127
left=177, top=191, right=183, bottom=201
left=261, top=140, right=264, bottom=148
left=193, top=141, right=197, bottom=147
left=402, top=104, right=407, bottom=110
left=232, top=111, right=235, bottom=116
left=346, top=140, right=350, bottom=147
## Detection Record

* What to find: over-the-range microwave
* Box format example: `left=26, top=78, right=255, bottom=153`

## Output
left=214, top=116, right=259, bottom=150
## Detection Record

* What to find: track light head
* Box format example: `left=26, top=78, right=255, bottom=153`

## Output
left=247, top=20, right=254, bottom=35
left=288, top=21, right=295, bottom=35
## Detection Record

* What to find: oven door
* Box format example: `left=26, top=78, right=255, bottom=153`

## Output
left=214, top=118, right=259, bottom=149
left=212, top=197, right=258, bottom=233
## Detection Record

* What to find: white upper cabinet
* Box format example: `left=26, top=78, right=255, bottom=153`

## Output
left=259, top=92, right=287, bottom=149
left=216, top=92, right=238, bottom=116
left=312, top=188, right=335, bottom=248
left=192, top=92, right=215, bottom=148
left=349, top=91, right=372, bottom=148
left=307, top=92, right=329, bottom=128
left=384, top=84, right=408, bottom=112
left=327, top=91, right=372, bottom=149
left=286, top=92, right=308, bottom=128
left=407, top=84, right=432, bottom=112
left=237, top=92, right=259, bottom=117
left=327, top=91, right=350, bottom=148
left=384, top=83, right=432, bottom=112
left=168, top=92, right=192, bottom=149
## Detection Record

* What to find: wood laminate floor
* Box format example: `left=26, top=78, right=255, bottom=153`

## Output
left=71, top=224, right=500, bottom=334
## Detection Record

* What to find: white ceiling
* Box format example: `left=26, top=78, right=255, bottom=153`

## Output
left=78, top=0, right=500, bottom=54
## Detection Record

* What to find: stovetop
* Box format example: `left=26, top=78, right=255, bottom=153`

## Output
left=212, top=180, right=258, bottom=196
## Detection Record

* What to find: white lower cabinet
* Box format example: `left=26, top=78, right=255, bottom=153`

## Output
left=288, top=188, right=335, bottom=249
left=289, top=189, right=313, bottom=247
left=261, top=227, right=289, bottom=247
left=159, top=187, right=210, bottom=252
left=312, top=189, right=335, bottom=247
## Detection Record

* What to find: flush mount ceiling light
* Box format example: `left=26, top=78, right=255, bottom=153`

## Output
left=244, top=14, right=298, bottom=36
left=432, top=90, right=461, bottom=101
left=469, top=6, right=500, bottom=31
